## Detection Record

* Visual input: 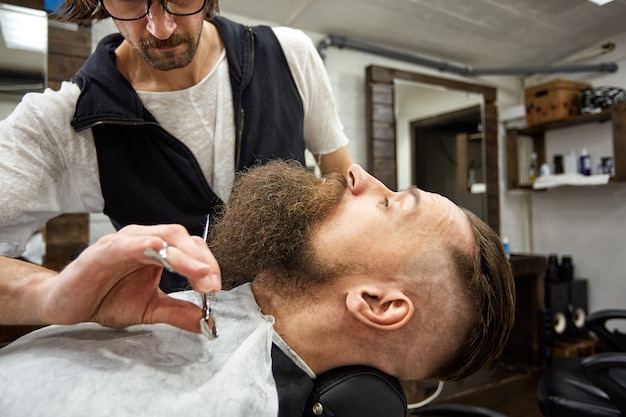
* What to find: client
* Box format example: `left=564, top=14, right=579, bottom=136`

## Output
left=0, top=161, right=515, bottom=417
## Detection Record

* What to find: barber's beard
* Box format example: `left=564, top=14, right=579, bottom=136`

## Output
left=133, top=32, right=200, bottom=71
left=208, top=160, right=347, bottom=290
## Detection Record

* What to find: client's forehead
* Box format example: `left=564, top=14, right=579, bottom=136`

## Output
left=418, top=190, right=474, bottom=246
left=399, top=190, right=475, bottom=282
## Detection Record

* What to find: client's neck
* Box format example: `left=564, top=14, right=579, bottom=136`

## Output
left=251, top=274, right=375, bottom=375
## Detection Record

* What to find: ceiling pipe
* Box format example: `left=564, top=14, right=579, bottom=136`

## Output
left=316, top=35, right=618, bottom=76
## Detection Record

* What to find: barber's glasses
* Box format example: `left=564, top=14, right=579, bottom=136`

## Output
left=100, top=0, right=207, bottom=21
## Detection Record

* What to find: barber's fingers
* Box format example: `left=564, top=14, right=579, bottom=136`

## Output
left=148, top=294, right=205, bottom=334
left=149, top=237, right=221, bottom=294
left=185, top=235, right=222, bottom=294
left=120, top=224, right=222, bottom=293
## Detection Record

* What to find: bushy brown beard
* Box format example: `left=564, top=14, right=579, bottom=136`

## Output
left=208, top=160, right=347, bottom=289
left=133, top=32, right=201, bottom=71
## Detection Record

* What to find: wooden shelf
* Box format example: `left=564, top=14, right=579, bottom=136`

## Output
left=516, top=110, right=613, bottom=136
left=506, top=102, right=626, bottom=189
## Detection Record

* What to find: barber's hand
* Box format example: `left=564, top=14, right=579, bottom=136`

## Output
left=39, top=224, right=221, bottom=334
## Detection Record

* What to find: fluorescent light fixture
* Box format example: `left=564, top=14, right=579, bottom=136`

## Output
left=587, top=0, right=615, bottom=5
left=0, top=4, right=47, bottom=53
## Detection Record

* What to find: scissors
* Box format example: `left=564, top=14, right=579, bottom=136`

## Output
left=199, top=215, right=219, bottom=339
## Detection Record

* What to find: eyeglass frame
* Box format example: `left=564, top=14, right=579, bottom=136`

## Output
left=99, top=0, right=207, bottom=21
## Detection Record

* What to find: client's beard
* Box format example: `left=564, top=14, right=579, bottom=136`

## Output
left=208, top=160, right=347, bottom=289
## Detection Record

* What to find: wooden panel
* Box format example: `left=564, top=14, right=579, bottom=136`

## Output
left=44, top=213, right=89, bottom=245
left=456, top=133, right=469, bottom=194
left=365, top=66, right=397, bottom=191
left=368, top=65, right=497, bottom=102
left=612, top=102, right=626, bottom=181
left=48, top=25, right=91, bottom=58
left=3, top=0, right=44, bottom=9
left=483, top=100, right=500, bottom=234
left=371, top=121, right=395, bottom=141
left=373, top=159, right=397, bottom=190
left=371, top=102, right=394, bottom=122
left=47, top=79, right=62, bottom=91
left=45, top=213, right=90, bottom=271
left=47, top=52, right=89, bottom=85
left=372, top=139, right=396, bottom=159
left=45, top=244, right=89, bottom=271
left=370, top=83, right=393, bottom=105
left=506, top=129, right=520, bottom=189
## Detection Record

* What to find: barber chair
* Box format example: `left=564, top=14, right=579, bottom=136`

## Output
left=588, top=309, right=626, bottom=353
left=305, top=365, right=509, bottom=417
left=303, top=366, right=407, bottom=417
left=537, top=309, right=626, bottom=417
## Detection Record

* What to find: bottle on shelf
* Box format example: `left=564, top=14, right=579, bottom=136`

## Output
left=559, top=255, right=574, bottom=282
left=545, top=254, right=560, bottom=283
left=502, top=236, right=511, bottom=259
left=579, top=148, right=591, bottom=176
left=553, top=154, right=564, bottom=174
left=529, top=152, right=538, bottom=183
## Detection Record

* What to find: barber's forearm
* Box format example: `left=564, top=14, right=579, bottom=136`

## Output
left=0, top=256, right=56, bottom=325
left=316, top=146, right=355, bottom=177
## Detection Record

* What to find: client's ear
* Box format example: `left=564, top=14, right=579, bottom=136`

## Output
left=346, top=285, right=414, bottom=330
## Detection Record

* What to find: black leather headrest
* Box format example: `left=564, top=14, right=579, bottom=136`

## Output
left=303, top=365, right=407, bottom=417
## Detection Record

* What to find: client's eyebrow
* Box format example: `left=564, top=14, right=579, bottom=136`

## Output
left=406, top=186, right=421, bottom=205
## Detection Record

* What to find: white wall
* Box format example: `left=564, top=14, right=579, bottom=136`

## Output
left=0, top=93, right=22, bottom=119
left=90, top=13, right=626, bottom=313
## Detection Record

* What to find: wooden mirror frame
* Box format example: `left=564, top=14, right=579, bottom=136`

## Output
left=365, top=65, right=500, bottom=233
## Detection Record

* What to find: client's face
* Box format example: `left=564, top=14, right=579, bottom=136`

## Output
left=312, top=164, right=474, bottom=285
left=211, top=161, right=472, bottom=291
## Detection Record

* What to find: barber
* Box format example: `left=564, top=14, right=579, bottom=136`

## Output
left=0, top=0, right=354, bottom=293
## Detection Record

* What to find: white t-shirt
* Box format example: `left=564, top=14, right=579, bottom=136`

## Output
left=0, top=284, right=312, bottom=417
left=0, top=26, right=348, bottom=257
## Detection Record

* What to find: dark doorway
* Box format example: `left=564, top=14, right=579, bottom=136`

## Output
left=412, top=105, right=485, bottom=219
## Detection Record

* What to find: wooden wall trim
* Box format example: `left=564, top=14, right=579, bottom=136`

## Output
left=2, top=0, right=44, bottom=10
left=366, top=67, right=397, bottom=190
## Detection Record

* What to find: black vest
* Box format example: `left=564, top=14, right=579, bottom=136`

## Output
left=71, top=17, right=306, bottom=292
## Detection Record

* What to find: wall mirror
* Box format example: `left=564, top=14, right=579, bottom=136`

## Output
left=0, top=2, right=47, bottom=117
left=365, top=65, right=499, bottom=233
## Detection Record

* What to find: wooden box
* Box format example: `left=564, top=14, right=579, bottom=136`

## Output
left=525, top=79, right=591, bottom=126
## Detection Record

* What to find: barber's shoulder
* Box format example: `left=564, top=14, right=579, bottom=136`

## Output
left=271, top=26, right=316, bottom=54
left=18, top=81, right=81, bottom=120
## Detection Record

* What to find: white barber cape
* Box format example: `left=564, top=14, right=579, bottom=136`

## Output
left=0, top=284, right=286, bottom=417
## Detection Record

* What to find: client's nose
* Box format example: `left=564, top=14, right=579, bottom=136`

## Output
left=347, top=164, right=389, bottom=196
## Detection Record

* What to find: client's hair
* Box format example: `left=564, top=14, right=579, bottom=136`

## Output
left=432, top=209, right=516, bottom=382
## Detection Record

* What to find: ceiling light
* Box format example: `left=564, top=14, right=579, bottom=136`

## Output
left=0, top=4, right=47, bottom=53
left=587, top=0, right=615, bottom=5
